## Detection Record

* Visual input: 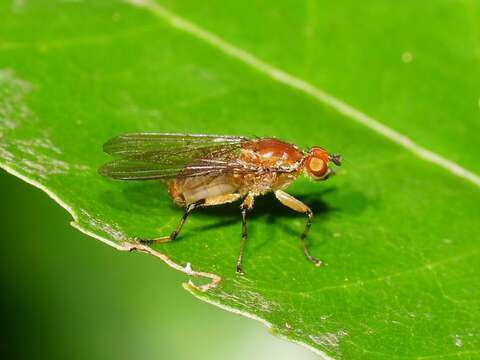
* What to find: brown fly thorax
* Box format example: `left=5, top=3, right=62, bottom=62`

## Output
left=240, top=138, right=304, bottom=168
left=239, top=138, right=304, bottom=192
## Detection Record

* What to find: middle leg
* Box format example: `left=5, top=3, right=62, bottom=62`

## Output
left=236, top=193, right=255, bottom=275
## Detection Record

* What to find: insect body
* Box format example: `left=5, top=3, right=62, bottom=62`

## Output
left=99, top=133, right=341, bottom=274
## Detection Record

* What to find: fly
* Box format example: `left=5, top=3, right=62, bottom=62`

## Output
left=99, top=133, right=342, bottom=274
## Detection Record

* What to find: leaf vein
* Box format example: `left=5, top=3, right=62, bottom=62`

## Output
left=242, top=250, right=480, bottom=296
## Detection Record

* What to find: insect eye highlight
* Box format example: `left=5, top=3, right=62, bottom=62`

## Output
left=309, top=157, right=326, bottom=172
left=305, top=156, right=329, bottom=179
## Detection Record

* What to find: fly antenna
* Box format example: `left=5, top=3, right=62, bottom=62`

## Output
left=329, top=153, right=342, bottom=166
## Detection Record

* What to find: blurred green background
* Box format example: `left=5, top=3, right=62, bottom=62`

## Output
left=0, top=170, right=316, bottom=359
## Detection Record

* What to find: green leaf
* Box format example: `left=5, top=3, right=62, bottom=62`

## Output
left=1, top=1, right=479, bottom=358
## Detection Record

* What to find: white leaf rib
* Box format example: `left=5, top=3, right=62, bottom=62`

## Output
left=127, top=0, right=480, bottom=188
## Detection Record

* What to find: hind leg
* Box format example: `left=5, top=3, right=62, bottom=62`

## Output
left=139, top=200, right=203, bottom=244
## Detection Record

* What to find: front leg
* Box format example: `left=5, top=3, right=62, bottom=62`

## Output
left=274, top=190, right=322, bottom=266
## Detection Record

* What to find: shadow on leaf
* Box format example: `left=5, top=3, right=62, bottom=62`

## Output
left=99, top=180, right=369, bottom=245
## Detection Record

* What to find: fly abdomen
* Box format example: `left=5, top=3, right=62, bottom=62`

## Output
left=174, top=176, right=240, bottom=205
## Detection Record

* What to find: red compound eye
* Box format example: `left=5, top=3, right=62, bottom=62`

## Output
left=306, top=156, right=328, bottom=178
left=305, top=147, right=330, bottom=179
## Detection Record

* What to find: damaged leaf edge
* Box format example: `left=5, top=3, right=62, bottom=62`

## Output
left=0, top=162, right=220, bottom=290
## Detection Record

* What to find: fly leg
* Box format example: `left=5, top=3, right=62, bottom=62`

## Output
left=274, top=190, right=322, bottom=266
left=139, top=200, right=203, bottom=245
left=236, top=193, right=255, bottom=275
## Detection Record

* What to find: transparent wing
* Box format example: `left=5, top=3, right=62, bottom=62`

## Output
left=98, top=159, right=187, bottom=180
left=98, top=157, right=260, bottom=180
left=99, top=132, right=255, bottom=181
left=103, top=133, right=248, bottom=161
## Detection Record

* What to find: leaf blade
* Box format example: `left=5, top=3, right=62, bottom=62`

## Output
left=1, top=1, right=479, bottom=359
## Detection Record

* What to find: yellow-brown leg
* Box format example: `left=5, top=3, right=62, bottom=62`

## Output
left=139, top=201, right=202, bottom=245
left=236, top=193, right=255, bottom=275
left=274, top=190, right=322, bottom=266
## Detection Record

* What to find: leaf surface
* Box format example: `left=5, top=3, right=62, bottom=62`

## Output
left=1, top=1, right=479, bottom=358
